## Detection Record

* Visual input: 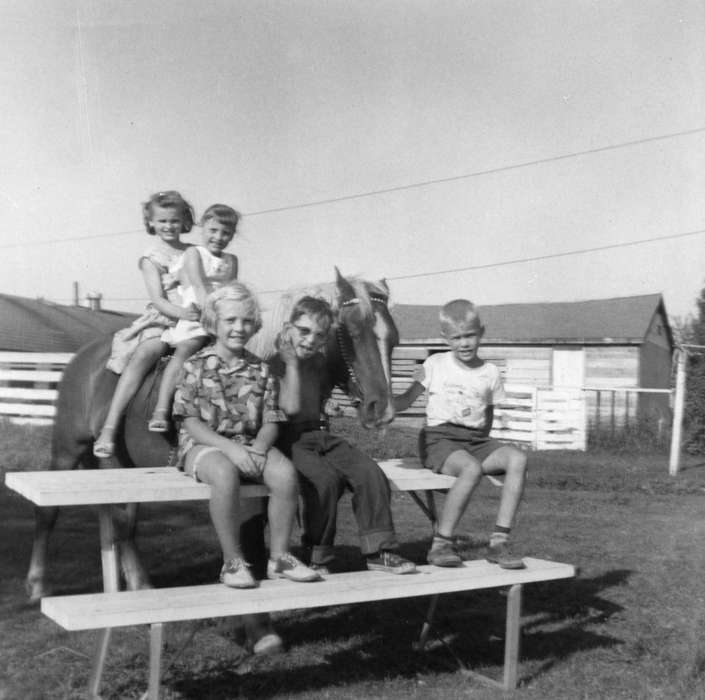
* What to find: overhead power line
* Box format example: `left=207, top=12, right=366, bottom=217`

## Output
left=70, top=226, right=705, bottom=302
left=384, top=228, right=705, bottom=282
left=244, top=126, right=705, bottom=217
left=1, top=125, right=704, bottom=250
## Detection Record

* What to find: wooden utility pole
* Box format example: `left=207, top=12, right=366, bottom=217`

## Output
left=669, top=349, right=687, bottom=476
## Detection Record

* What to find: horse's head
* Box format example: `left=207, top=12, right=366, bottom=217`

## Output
left=333, top=268, right=399, bottom=428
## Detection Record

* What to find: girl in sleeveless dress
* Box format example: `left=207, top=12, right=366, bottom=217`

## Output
left=147, top=203, right=240, bottom=432
left=93, top=190, right=198, bottom=458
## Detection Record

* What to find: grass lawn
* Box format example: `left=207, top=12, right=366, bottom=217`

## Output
left=1, top=419, right=704, bottom=699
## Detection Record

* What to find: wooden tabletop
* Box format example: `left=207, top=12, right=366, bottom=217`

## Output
left=5, top=459, right=455, bottom=507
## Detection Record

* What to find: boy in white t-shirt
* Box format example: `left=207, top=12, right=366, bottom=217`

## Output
left=394, top=299, right=527, bottom=569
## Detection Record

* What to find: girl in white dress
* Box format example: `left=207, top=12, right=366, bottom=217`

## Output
left=148, top=203, right=240, bottom=431
left=93, top=190, right=198, bottom=458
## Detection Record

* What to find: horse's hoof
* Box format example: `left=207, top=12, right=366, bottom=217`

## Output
left=252, top=633, right=283, bottom=656
left=26, top=578, right=50, bottom=602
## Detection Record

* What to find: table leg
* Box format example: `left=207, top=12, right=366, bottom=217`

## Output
left=147, top=623, right=164, bottom=700
left=406, top=490, right=438, bottom=526
left=502, top=583, right=522, bottom=690
left=88, top=505, right=121, bottom=698
left=415, top=594, right=440, bottom=650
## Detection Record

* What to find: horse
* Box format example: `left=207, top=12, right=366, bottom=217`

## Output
left=25, top=269, right=399, bottom=601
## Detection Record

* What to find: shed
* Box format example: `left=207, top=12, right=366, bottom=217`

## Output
left=0, top=293, right=136, bottom=423
left=391, top=293, right=673, bottom=427
left=0, top=293, right=135, bottom=353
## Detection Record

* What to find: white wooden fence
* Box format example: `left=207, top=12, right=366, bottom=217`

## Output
left=0, top=352, right=73, bottom=425
left=2, top=350, right=588, bottom=449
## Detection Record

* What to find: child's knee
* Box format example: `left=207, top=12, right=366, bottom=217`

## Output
left=203, top=458, right=240, bottom=490
left=264, top=452, right=299, bottom=494
left=443, top=452, right=483, bottom=480
left=505, top=448, right=528, bottom=477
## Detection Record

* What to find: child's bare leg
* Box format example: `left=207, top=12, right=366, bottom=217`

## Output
left=437, top=450, right=484, bottom=538
left=482, top=446, right=528, bottom=529
left=482, top=445, right=528, bottom=569
left=188, top=451, right=242, bottom=560
left=262, top=448, right=320, bottom=582
left=94, top=338, right=165, bottom=456
left=261, top=448, right=299, bottom=559
left=426, top=451, right=483, bottom=567
left=149, top=336, right=207, bottom=430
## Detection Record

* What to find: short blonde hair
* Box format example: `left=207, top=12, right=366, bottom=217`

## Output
left=439, top=299, right=482, bottom=333
left=201, top=283, right=261, bottom=337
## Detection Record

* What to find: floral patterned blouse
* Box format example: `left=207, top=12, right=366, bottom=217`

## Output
left=172, top=346, right=286, bottom=465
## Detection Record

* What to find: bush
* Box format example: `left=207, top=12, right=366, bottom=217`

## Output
left=588, top=416, right=670, bottom=454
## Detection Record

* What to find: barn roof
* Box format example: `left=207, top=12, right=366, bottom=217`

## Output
left=392, top=293, right=672, bottom=346
left=0, top=293, right=137, bottom=353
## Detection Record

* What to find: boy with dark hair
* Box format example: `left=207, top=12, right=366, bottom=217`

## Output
left=272, top=296, right=416, bottom=575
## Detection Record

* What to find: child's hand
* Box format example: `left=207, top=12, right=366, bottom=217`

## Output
left=183, top=303, right=200, bottom=322
left=227, top=443, right=259, bottom=479
left=247, top=447, right=267, bottom=476
left=276, top=324, right=298, bottom=364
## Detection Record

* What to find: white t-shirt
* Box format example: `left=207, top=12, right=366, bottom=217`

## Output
left=416, top=352, right=506, bottom=429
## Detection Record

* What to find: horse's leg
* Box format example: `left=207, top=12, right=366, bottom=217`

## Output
left=26, top=504, right=60, bottom=601
left=26, top=422, right=91, bottom=601
left=116, top=502, right=153, bottom=591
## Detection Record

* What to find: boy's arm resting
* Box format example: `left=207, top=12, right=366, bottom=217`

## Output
left=393, top=381, right=425, bottom=413
left=273, top=336, right=303, bottom=416
left=141, top=257, right=193, bottom=320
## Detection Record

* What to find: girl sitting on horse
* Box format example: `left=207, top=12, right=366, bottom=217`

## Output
left=93, top=190, right=198, bottom=459
left=172, top=283, right=321, bottom=588
left=147, top=203, right=240, bottom=432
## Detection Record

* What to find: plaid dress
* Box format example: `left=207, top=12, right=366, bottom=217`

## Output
left=172, top=346, right=286, bottom=466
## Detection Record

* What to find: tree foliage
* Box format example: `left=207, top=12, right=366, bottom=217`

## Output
left=683, top=286, right=705, bottom=453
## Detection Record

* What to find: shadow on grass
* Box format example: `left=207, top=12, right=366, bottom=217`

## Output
left=145, top=565, right=630, bottom=698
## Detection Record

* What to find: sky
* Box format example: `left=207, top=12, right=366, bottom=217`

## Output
left=1, top=0, right=704, bottom=324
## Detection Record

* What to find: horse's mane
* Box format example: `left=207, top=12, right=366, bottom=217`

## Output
left=248, top=277, right=390, bottom=361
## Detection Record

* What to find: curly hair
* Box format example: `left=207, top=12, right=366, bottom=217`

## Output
left=142, top=190, right=196, bottom=235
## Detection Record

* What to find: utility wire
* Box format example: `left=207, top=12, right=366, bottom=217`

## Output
left=69, top=226, right=705, bottom=303
left=385, top=228, right=705, bottom=282
left=2, top=125, right=704, bottom=250
left=244, top=126, right=705, bottom=217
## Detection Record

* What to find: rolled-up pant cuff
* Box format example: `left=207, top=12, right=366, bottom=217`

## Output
left=310, top=545, right=337, bottom=566
left=360, top=529, right=398, bottom=556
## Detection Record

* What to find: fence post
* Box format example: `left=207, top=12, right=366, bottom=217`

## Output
left=669, top=349, right=687, bottom=476
left=532, top=387, right=539, bottom=450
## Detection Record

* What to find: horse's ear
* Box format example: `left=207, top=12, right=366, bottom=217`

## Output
left=379, top=278, right=390, bottom=295
left=335, top=267, right=356, bottom=301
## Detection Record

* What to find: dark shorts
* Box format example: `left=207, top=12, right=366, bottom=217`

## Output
left=419, top=423, right=504, bottom=473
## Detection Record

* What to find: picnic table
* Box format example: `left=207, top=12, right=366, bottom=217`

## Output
left=5, top=460, right=575, bottom=698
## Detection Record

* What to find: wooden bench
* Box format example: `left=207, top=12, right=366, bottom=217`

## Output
left=6, top=461, right=554, bottom=698
left=41, top=558, right=575, bottom=698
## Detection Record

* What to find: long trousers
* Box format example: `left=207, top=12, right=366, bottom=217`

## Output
left=285, top=430, right=398, bottom=565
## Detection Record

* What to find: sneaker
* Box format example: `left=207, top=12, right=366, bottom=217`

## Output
left=310, top=562, right=331, bottom=577
left=252, top=632, right=284, bottom=655
left=267, top=553, right=322, bottom=582
left=220, top=558, right=258, bottom=588
left=485, top=542, right=526, bottom=569
left=366, top=551, right=417, bottom=575
left=427, top=539, right=463, bottom=567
